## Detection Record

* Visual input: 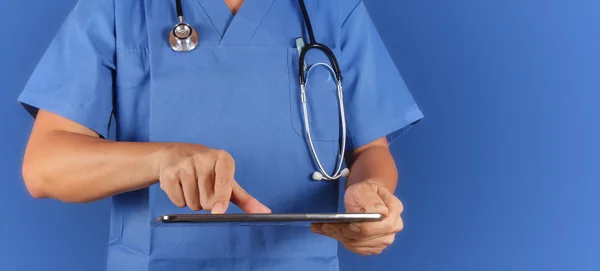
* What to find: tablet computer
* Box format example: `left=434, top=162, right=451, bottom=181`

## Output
left=152, top=213, right=384, bottom=225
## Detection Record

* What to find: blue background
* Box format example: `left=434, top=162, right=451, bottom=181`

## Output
left=1, top=0, right=598, bottom=270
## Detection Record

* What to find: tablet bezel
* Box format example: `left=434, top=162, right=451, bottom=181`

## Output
left=152, top=213, right=384, bottom=225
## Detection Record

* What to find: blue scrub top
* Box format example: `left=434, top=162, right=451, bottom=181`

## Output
left=19, top=0, right=423, bottom=270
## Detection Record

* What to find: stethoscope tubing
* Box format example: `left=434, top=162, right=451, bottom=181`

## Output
left=301, top=63, right=347, bottom=181
left=171, top=0, right=349, bottom=181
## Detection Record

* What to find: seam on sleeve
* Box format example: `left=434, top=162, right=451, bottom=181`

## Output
left=18, top=90, right=111, bottom=138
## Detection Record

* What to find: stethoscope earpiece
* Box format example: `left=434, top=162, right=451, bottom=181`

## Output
left=312, top=168, right=350, bottom=181
left=312, top=171, right=324, bottom=181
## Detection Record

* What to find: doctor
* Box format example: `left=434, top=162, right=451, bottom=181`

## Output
left=19, top=0, right=423, bottom=270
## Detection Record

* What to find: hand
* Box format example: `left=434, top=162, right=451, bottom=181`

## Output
left=157, top=143, right=271, bottom=214
left=310, top=180, right=403, bottom=255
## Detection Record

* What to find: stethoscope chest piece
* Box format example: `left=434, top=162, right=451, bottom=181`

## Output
left=169, top=21, right=199, bottom=52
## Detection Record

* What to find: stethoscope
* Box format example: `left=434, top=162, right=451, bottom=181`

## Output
left=169, top=0, right=349, bottom=181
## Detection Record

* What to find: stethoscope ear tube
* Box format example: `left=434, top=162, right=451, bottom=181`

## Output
left=297, top=0, right=347, bottom=181
left=298, top=44, right=343, bottom=85
left=301, top=63, right=349, bottom=181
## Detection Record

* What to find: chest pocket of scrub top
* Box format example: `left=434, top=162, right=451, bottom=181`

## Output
left=288, top=47, right=343, bottom=142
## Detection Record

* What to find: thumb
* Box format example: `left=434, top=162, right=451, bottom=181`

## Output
left=346, top=184, right=389, bottom=215
left=230, top=180, right=272, bottom=214
left=363, top=195, right=388, bottom=215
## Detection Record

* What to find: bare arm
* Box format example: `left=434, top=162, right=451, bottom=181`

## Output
left=22, top=109, right=270, bottom=214
left=345, top=137, right=398, bottom=193
left=22, top=110, right=173, bottom=203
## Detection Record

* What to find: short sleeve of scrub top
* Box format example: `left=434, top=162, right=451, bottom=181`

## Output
left=17, top=0, right=115, bottom=138
left=340, top=1, right=423, bottom=149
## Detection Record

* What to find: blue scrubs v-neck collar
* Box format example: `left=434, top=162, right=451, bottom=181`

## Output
left=196, top=0, right=275, bottom=45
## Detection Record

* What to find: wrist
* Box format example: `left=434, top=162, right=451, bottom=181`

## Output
left=149, top=142, right=178, bottom=182
left=346, top=177, right=396, bottom=193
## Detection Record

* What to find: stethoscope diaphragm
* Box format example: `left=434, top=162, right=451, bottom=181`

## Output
left=169, top=0, right=198, bottom=52
left=169, top=22, right=199, bottom=52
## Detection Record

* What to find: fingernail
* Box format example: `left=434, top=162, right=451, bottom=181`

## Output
left=348, top=223, right=360, bottom=233
left=212, top=202, right=224, bottom=214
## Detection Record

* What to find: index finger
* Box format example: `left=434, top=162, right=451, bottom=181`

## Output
left=211, top=150, right=234, bottom=214
left=231, top=181, right=271, bottom=214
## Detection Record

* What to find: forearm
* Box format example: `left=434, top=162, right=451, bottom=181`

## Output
left=22, top=130, right=170, bottom=203
left=345, top=142, right=398, bottom=193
